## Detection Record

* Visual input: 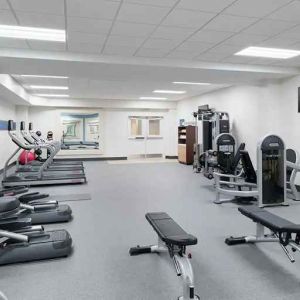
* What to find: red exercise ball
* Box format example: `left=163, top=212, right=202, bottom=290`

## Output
left=19, top=150, right=36, bottom=165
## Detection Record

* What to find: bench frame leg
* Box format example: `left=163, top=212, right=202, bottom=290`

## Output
left=130, top=237, right=200, bottom=300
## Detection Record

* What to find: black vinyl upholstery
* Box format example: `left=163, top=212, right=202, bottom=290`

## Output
left=0, top=197, right=20, bottom=213
left=146, top=212, right=197, bottom=246
left=239, top=206, right=300, bottom=234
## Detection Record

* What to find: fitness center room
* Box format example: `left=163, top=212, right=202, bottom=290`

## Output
left=1, top=1, right=300, bottom=300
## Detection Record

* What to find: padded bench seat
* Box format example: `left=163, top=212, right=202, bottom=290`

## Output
left=146, top=212, right=197, bottom=246
left=239, top=206, right=300, bottom=234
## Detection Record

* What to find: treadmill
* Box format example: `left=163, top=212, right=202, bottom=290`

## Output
left=2, top=120, right=86, bottom=187
left=0, top=196, right=72, bottom=265
left=29, top=122, right=83, bottom=166
left=17, top=121, right=84, bottom=174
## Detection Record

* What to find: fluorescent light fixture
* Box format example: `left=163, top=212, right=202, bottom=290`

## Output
left=34, top=94, right=69, bottom=98
left=29, top=85, right=69, bottom=90
left=173, top=81, right=211, bottom=85
left=153, top=90, right=186, bottom=94
left=140, top=97, right=167, bottom=100
left=20, top=75, right=68, bottom=79
left=235, top=46, right=300, bottom=59
left=0, top=25, right=65, bottom=42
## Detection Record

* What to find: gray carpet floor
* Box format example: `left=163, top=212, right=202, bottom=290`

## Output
left=1, top=161, right=300, bottom=300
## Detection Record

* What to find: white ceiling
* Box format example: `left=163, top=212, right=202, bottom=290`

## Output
left=0, top=0, right=300, bottom=103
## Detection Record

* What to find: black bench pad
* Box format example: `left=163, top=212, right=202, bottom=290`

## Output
left=145, top=212, right=197, bottom=246
left=239, top=206, right=300, bottom=234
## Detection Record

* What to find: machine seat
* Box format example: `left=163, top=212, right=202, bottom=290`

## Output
left=0, top=197, right=20, bottom=213
left=239, top=206, right=300, bottom=234
left=145, top=212, right=197, bottom=246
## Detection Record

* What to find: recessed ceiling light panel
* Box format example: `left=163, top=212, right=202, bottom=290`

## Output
left=0, top=25, right=65, bottom=42
left=235, top=46, right=300, bottom=59
left=140, top=97, right=168, bottom=100
left=34, top=94, right=69, bottom=98
left=173, top=81, right=211, bottom=85
left=153, top=90, right=186, bottom=94
left=20, top=75, right=68, bottom=79
left=29, top=85, right=69, bottom=90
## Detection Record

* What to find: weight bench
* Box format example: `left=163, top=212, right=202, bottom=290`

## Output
left=226, top=206, right=300, bottom=263
left=129, top=212, right=199, bottom=300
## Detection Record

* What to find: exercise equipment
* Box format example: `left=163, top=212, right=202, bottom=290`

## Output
left=129, top=212, right=199, bottom=300
left=18, top=150, right=36, bottom=165
left=192, top=105, right=235, bottom=179
left=18, top=121, right=84, bottom=174
left=214, top=134, right=288, bottom=207
left=226, top=206, right=300, bottom=263
left=286, top=148, right=300, bottom=201
left=29, top=123, right=83, bottom=166
left=0, top=196, right=72, bottom=265
left=2, top=120, right=86, bottom=187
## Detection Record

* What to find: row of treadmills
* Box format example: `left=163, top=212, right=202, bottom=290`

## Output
left=0, top=120, right=87, bottom=265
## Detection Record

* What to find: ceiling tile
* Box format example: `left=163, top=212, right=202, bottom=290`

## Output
left=68, top=31, right=107, bottom=44
left=0, top=37, right=28, bottom=48
left=67, top=17, right=112, bottom=34
left=250, top=57, right=281, bottom=65
left=176, top=41, right=213, bottom=54
left=195, top=51, right=229, bottom=61
left=111, top=21, right=156, bottom=37
left=117, top=3, right=170, bottom=24
left=151, top=26, right=195, bottom=40
left=143, top=38, right=181, bottom=50
left=267, top=1, right=300, bottom=21
left=123, top=0, right=177, bottom=7
left=189, top=29, right=233, bottom=43
left=258, top=36, right=299, bottom=47
left=277, top=25, right=300, bottom=40
left=16, top=11, right=65, bottom=29
left=162, top=9, right=216, bottom=28
left=244, top=19, right=296, bottom=36
left=103, top=45, right=137, bottom=56
left=223, top=0, right=291, bottom=18
left=66, top=0, right=119, bottom=19
left=204, top=14, right=258, bottom=32
left=208, top=44, right=242, bottom=54
left=28, top=40, right=66, bottom=51
left=135, top=47, right=169, bottom=58
left=10, top=0, right=64, bottom=15
left=224, top=33, right=269, bottom=46
left=68, top=41, right=102, bottom=54
left=106, top=35, right=145, bottom=47
left=0, top=9, right=18, bottom=25
left=221, top=55, right=254, bottom=64
left=0, top=0, right=9, bottom=9
left=177, top=0, right=236, bottom=13
left=167, top=50, right=197, bottom=59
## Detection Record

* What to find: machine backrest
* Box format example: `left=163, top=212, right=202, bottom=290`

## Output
left=29, top=122, right=33, bottom=131
left=229, top=143, right=245, bottom=173
left=216, top=133, right=235, bottom=173
left=240, top=150, right=257, bottom=183
left=286, top=148, right=298, bottom=181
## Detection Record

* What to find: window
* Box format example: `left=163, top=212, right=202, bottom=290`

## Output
left=148, top=119, right=161, bottom=137
left=130, top=118, right=143, bottom=137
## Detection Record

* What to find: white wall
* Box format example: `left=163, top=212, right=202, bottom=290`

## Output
left=177, top=75, right=300, bottom=167
left=0, top=98, right=16, bottom=168
left=28, top=106, right=177, bottom=157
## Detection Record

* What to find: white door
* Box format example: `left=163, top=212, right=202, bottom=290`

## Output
left=128, top=117, right=163, bottom=158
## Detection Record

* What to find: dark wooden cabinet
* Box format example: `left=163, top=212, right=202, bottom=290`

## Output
left=178, top=125, right=196, bottom=165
